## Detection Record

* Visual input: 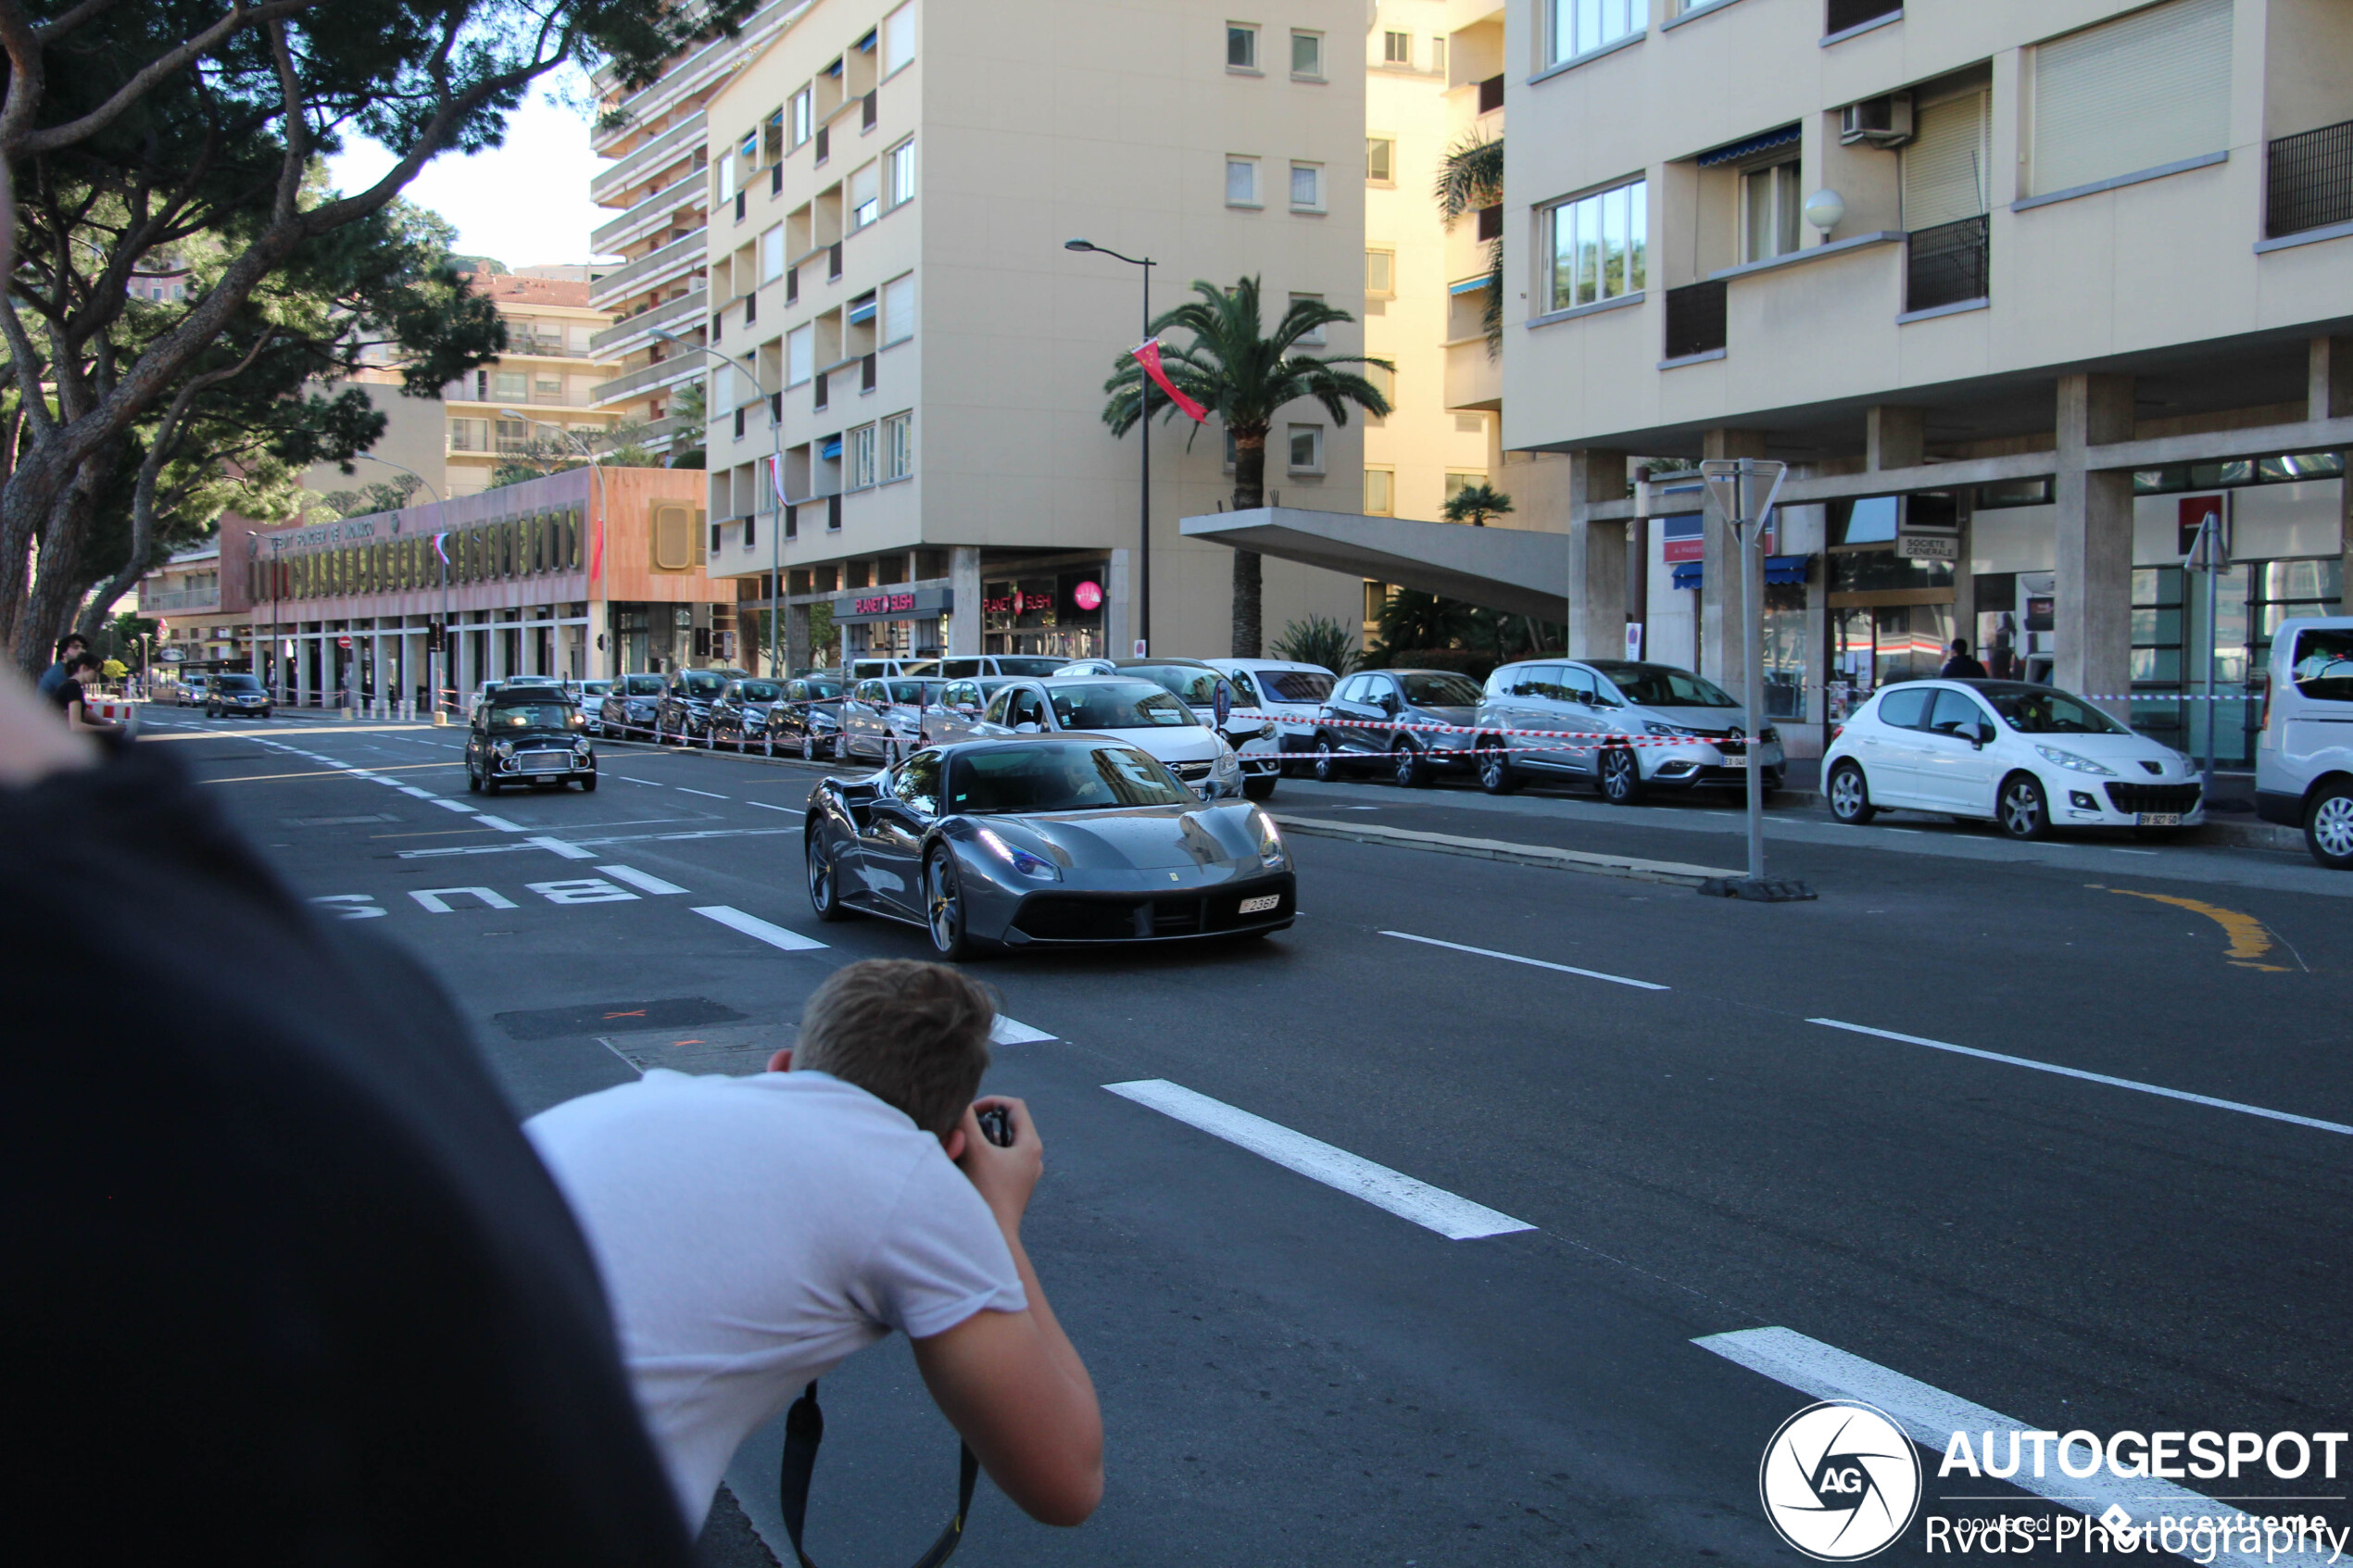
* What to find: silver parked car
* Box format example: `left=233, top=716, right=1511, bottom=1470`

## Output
left=838, top=676, right=944, bottom=765
left=1473, top=659, right=1784, bottom=803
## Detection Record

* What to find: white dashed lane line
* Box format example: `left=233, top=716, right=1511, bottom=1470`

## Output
left=599, top=863, right=689, bottom=896
left=690, top=904, right=828, bottom=952
left=1380, top=930, right=1668, bottom=992
left=675, top=787, right=729, bottom=799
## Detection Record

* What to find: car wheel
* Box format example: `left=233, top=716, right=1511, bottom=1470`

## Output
left=762, top=734, right=775, bottom=759
left=884, top=740, right=900, bottom=770
left=1997, top=771, right=2051, bottom=841
left=483, top=771, right=501, bottom=796
left=1477, top=741, right=1519, bottom=796
left=2304, top=781, right=2353, bottom=870
left=1598, top=746, right=1643, bottom=805
left=925, top=847, right=977, bottom=961
left=800, top=733, right=817, bottom=762
left=1827, top=761, right=1876, bottom=824
left=1242, top=772, right=1277, bottom=802
left=465, top=759, right=482, bottom=794
left=1311, top=737, right=1341, bottom=784
left=1391, top=740, right=1428, bottom=788
left=806, top=829, right=853, bottom=921
left=578, top=773, right=598, bottom=792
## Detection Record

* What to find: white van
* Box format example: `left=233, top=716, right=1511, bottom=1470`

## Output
left=2254, top=615, right=2353, bottom=868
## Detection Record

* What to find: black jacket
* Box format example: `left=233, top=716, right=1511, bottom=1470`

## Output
left=1940, top=655, right=1989, bottom=680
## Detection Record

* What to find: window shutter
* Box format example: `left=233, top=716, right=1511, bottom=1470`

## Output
left=2031, top=0, right=2232, bottom=197
left=650, top=501, right=695, bottom=571
left=1904, top=91, right=1991, bottom=229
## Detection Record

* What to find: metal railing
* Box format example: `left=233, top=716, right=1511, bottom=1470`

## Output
left=590, top=166, right=706, bottom=254
left=589, top=352, right=707, bottom=405
left=1824, top=0, right=1900, bottom=33
left=144, top=587, right=220, bottom=612
left=588, top=229, right=707, bottom=308
left=2266, top=118, right=2353, bottom=240
left=1905, top=214, right=1989, bottom=313
left=589, top=286, right=704, bottom=354
left=1663, top=280, right=1727, bottom=359
left=588, top=109, right=705, bottom=206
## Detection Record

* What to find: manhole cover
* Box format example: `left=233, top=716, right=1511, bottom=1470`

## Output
left=602, top=1022, right=795, bottom=1078
left=493, top=997, right=747, bottom=1041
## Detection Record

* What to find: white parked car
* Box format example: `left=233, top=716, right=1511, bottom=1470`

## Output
left=2254, top=614, right=2353, bottom=868
left=1057, top=657, right=1283, bottom=798
left=1823, top=679, right=2202, bottom=840
left=1202, top=658, right=1338, bottom=769
left=973, top=677, right=1244, bottom=798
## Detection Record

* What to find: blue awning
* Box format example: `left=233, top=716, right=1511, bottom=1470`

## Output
left=848, top=297, right=876, bottom=323
left=1449, top=275, right=1492, bottom=295
left=1668, top=555, right=1812, bottom=591
left=820, top=435, right=842, bottom=459
left=1671, top=561, right=1703, bottom=590
left=1696, top=124, right=1801, bottom=168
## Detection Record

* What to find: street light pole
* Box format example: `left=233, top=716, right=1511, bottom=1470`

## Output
left=1065, top=238, right=1153, bottom=657
left=1699, top=456, right=1811, bottom=901
left=349, top=453, right=443, bottom=718
left=649, top=328, right=788, bottom=678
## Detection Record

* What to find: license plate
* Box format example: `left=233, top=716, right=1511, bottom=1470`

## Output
left=1238, top=894, right=1280, bottom=915
left=2136, top=811, right=2181, bottom=827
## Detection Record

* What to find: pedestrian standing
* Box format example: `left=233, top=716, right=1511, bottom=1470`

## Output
left=35, top=633, right=89, bottom=700
left=1939, top=638, right=1989, bottom=680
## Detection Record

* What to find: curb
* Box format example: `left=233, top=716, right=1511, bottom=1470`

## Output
left=1270, top=814, right=1740, bottom=887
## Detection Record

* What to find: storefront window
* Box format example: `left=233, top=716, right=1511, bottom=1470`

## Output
left=979, top=570, right=1107, bottom=659
left=1762, top=583, right=1808, bottom=722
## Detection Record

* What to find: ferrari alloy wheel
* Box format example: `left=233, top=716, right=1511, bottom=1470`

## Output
left=1828, top=761, right=1876, bottom=824
left=807, top=831, right=849, bottom=921
left=1599, top=747, right=1642, bottom=805
left=925, top=847, right=974, bottom=960
left=1478, top=741, right=1519, bottom=796
left=1998, top=772, right=2050, bottom=840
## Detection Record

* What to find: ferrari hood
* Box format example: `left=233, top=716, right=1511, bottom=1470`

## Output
left=1006, top=803, right=1259, bottom=871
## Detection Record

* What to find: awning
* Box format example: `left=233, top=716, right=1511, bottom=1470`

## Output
left=1669, top=555, right=1813, bottom=591
left=1696, top=124, right=1801, bottom=168
left=820, top=435, right=842, bottom=459
left=848, top=296, right=876, bottom=323
left=1448, top=275, right=1493, bottom=295
left=1671, top=561, right=1703, bottom=590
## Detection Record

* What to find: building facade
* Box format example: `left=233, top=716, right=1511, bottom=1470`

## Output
left=693, top=0, right=1372, bottom=670
left=440, top=272, right=626, bottom=496
left=1496, top=0, right=2353, bottom=762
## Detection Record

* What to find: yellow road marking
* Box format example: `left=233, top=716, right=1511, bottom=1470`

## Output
left=197, top=761, right=464, bottom=784
left=2099, top=887, right=2296, bottom=972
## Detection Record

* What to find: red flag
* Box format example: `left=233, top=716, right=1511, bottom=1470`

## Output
left=1132, top=337, right=1208, bottom=423
left=589, top=510, right=604, bottom=584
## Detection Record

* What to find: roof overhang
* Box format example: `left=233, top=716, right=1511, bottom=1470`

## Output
left=1179, top=507, right=1565, bottom=621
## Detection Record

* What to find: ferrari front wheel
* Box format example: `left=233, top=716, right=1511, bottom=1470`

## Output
left=925, top=847, right=978, bottom=961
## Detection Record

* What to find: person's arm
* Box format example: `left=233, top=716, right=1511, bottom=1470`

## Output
left=1, top=672, right=98, bottom=783
left=908, top=1096, right=1102, bottom=1527
left=64, top=691, right=120, bottom=734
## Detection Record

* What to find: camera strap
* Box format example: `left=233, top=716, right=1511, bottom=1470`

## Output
left=778, top=1381, right=978, bottom=1568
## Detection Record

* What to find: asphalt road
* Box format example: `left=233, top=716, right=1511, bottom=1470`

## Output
left=144, top=711, right=2353, bottom=1566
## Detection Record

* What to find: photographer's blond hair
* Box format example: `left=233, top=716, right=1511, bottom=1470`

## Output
left=795, top=960, right=995, bottom=1135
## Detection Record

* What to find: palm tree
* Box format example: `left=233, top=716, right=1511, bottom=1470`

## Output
left=1441, top=481, right=1514, bottom=527
left=1101, top=275, right=1390, bottom=658
left=1435, top=133, right=1504, bottom=358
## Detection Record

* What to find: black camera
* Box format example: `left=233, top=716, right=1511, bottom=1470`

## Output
left=975, top=1106, right=1013, bottom=1148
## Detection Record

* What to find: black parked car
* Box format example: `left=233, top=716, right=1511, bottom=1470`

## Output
left=465, top=687, right=596, bottom=794
left=658, top=669, right=729, bottom=745
left=764, top=673, right=850, bottom=759
left=204, top=671, right=273, bottom=719
left=1306, top=669, right=1486, bottom=787
left=711, top=677, right=788, bottom=752
left=599, top=672, right=667, bottom=738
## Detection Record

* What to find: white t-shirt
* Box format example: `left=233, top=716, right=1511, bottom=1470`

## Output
left=525, top=1069, right=1027, bottom=1526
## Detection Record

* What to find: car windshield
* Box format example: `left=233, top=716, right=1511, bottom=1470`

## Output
left=799, top=679, right=845, bottom=699
left=1048, top=682, right=1195, bottom=729
left=887, top=679, right=941, bottom=704
left=1124, top=664, right=1226, bottom=706
left=995, top=657, right=1069, bottom=676
left=1400, top=672, right=1484, bottom=707
left=1589, top=662, right=1739, bottom=709
left=736, top=680, right=784, bottom=701
left=620, top=675, right=665, bottom=696
left=1261, top=670, right=1334, bottom=702
left=581, top=681, right=612, bottom=695
left=2291, top=628, right=2353, bottom=700
left=215, top=675, right=261, bottom=692
left=949, top=744, right=1193, bottom=812
left=1976, top=683, right=2128, bottom=734
left=489, top=702, right=577, bottom=729
left=678, top=673, right=724, bottom=698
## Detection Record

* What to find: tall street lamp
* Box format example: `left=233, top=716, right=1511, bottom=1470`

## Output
left=500, top=409, right=607, bottom=682
left=350, top=453, right=442, bottom=717
left=648, top=327, right=788, bottom=679
left=1065, top=237, right=1153, bottom=656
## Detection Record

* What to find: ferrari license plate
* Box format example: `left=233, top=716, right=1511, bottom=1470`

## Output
left=1238, top=894, right=1281, bottom=915
left=2136, top=811, right=2182, bottom=827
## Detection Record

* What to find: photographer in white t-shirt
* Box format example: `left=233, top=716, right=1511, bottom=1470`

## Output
left=526, top=959, right=1102, bottom=1534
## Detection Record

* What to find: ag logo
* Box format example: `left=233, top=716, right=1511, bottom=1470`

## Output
left=1758, top=1400, right=1921, bottom=1561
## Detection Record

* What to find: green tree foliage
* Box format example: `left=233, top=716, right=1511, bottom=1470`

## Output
left=665, top=377, right=706, bottom=469
left=1372, top=589, right=1474, bottom=658
left=1441, top=481, right=1514, bottom=528
left=1435, top=134, right=1504, bottom=358
left=1269, top=613, right=1360, bottom=676
left=484, top=418, right=665, bottom=489
left=1100, top=276, right=1390, bottom=658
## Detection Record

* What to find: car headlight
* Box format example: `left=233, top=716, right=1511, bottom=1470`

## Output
left=1258, top=721, right=1277, bottom=740
left=2035, top=745, right=2116, bottom=776
left=976, top=826, right=1061, bottom=882
left=573, top=738, right=591, bottom=756
left=1255, top=810, right=1286, bottom=871
left=493, top=739, right=514, bottom=758
left=1645, top=721, right=1701, bottom=737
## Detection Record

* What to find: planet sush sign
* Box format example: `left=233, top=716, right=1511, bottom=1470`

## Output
left=829, top=585, right=950, bottom=625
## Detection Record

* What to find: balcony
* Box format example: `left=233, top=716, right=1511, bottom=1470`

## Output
left=1663, top=280, right=1727, bottom=360
left=1443, top=338, right=1500, bottom=412
left=588, top=109, right=705, bottom=207
left=2266, top=119, right=2353, bottom=241
left=590, top=353, right=707, bottom=406
left=588, top=228, right=706, bottom=310
left=589, top=286, right=705, bottom=355
left=1475, top=74, right=1503, bottom=115
left=591, top=167, right=706, bottom=254
left=592, top=0, right=798, bottom=152
left=143, top=587, right=220, bottom=613
left=1905, top=215, right=1988, bottom=313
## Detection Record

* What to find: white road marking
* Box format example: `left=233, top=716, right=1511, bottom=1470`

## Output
left=434, top=798, right=479, bottom=813
left=691, top=904, right=829, bottom=951
left=599, top=863, right=688, bottom=895
left=1809, top=1018, right=2353, bottom=1137
left=1379, top=930, right=1668, bottom=991
left=1694, top=1326, right=2331, bottom=1564
left=989, top=1017, right=1054, bottom=1044
left=1101, top=1079, right=1535, bottom=1241
left=409, top=885, right=520, bottom=914
left=616, top=776, right=662, bottom=786
left=397, top=785, right=437, bottom=798
left=526, top=836, right=598, bottom=861
left=2107, top=847, right=2161, bottom=856
left=527, top=878, right=639, bottom=905
left=472, top=814, right=527, bottom=833
left=676, top=786, right=728, bottom=799
left=746, top=800, right=802, bottom=813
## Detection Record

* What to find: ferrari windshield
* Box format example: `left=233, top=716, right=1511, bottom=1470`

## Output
left=1976, top=683, right=2128, bottom=734
left=1590, top=662, right=1739, bottom=709
left=949, top=744, right=1192, bottom=812
left=1048, top=681, right=1195, bottom=729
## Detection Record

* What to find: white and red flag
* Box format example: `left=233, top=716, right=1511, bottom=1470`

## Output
left=1131, top=337, right=1207, bottom=423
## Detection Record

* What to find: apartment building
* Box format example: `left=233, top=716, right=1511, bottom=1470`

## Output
left=697, top=0, right=1371, bottom=668
left=586, top=1, right=806, bottom=458
left=1499, top=0, right=2353, bottom=763
left=440, top=272, right=626, bottom=496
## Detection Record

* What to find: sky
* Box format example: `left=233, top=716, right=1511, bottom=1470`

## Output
left=323, top=65, right=616, bottom=270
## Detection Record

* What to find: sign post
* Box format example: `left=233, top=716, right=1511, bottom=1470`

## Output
left=2182, top=495, right=2229, bottom=803
left=1699, top=458, right=1813, bottom=902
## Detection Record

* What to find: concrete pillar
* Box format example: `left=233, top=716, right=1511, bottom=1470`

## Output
left=949, top=546, right=983, bottom=656
left=1701, top=430, right=1767, bottom=687
left=786, top=601, right=812, bottom=674
left=2315, top=337, right=2353, bottom=615
left=1104, top=547, right=1132, bottom=659
left=2054, top=373, right=2136, bottom=716
left=1866, top=406, right=1926, bottom=472
left=1566, top=449, right=1629, bottom=659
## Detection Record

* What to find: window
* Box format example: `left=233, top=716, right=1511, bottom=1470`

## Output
left=718, top=153, right=736, bottom=204
left=760, top=224, right=786, bottom=283
left=1290, top=30, right=1322, bottom=77
left=2030, top=0, right=2231, bottom=197
left=848, top=424, right=878, bottom=489
left=786, top=324, right=813, bottom=386
left=849, top=161, right=879, bottom=228
left=1227, top=23, right=1257, bottom=69
left=1365, top=468, right=1394, bottom=515
left=1366, top=137, right=1394, bottom=184
left=788, top=86, right=812, bottom=147
left=1287, top=424, right=1323, bottom=472
left=1543, top=177, right=1646, bottom=313
left=1227, top=156, right=1261, bottom=207
left=1741, top=159, right=1802, bottom=262
left=1365, top=363, right=1395, bottom=406
left=883, top=410, right=912, bottom=480
left=1431, top=38, right=1446, bottom=77
left=886, top=137, right=915, bottom=207
left=1289, top=292, right=1326, bottom=345
left=1383, top=30, right=1412, bottom=65
left=882, top=2, right=914, bottom=76
left=494, top=370, right=526, bottom=400
left=1290, top=161, right=1323, bottom=211
left=1551, top=0, right=1642, bottom=65
left=882, top=271, right=914, bottom=345
left=1365, top=248, right=1395, bottom=295
left=1445, top=471, right=1484, bottom=502
left=1904, top=92, right=1991, bottom=231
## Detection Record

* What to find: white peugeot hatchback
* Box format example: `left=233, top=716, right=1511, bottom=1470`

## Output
left=1822, top=679, right=2203, bottom=840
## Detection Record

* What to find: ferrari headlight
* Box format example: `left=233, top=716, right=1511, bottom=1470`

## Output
left=1255, top=810, right=1286, bottom=871
left=2035, top=745, right=2115, bottom=776
left=977, top=826, right=1061, bottom=882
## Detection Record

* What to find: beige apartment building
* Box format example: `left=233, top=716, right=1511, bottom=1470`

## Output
left=440, top=272, right=626, bottom=496
left=695, top=0, right=1371, bottom=668
left=1493, top=0, right=2353, bottom=764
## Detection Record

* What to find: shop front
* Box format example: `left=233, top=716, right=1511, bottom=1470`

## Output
left=833, top=584, right=952, bottom=662
left=979, top=567, right=1108, bottom=660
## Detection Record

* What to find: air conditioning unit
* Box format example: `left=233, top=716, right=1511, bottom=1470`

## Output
left=1840, top=92, right=1914, bottom=148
